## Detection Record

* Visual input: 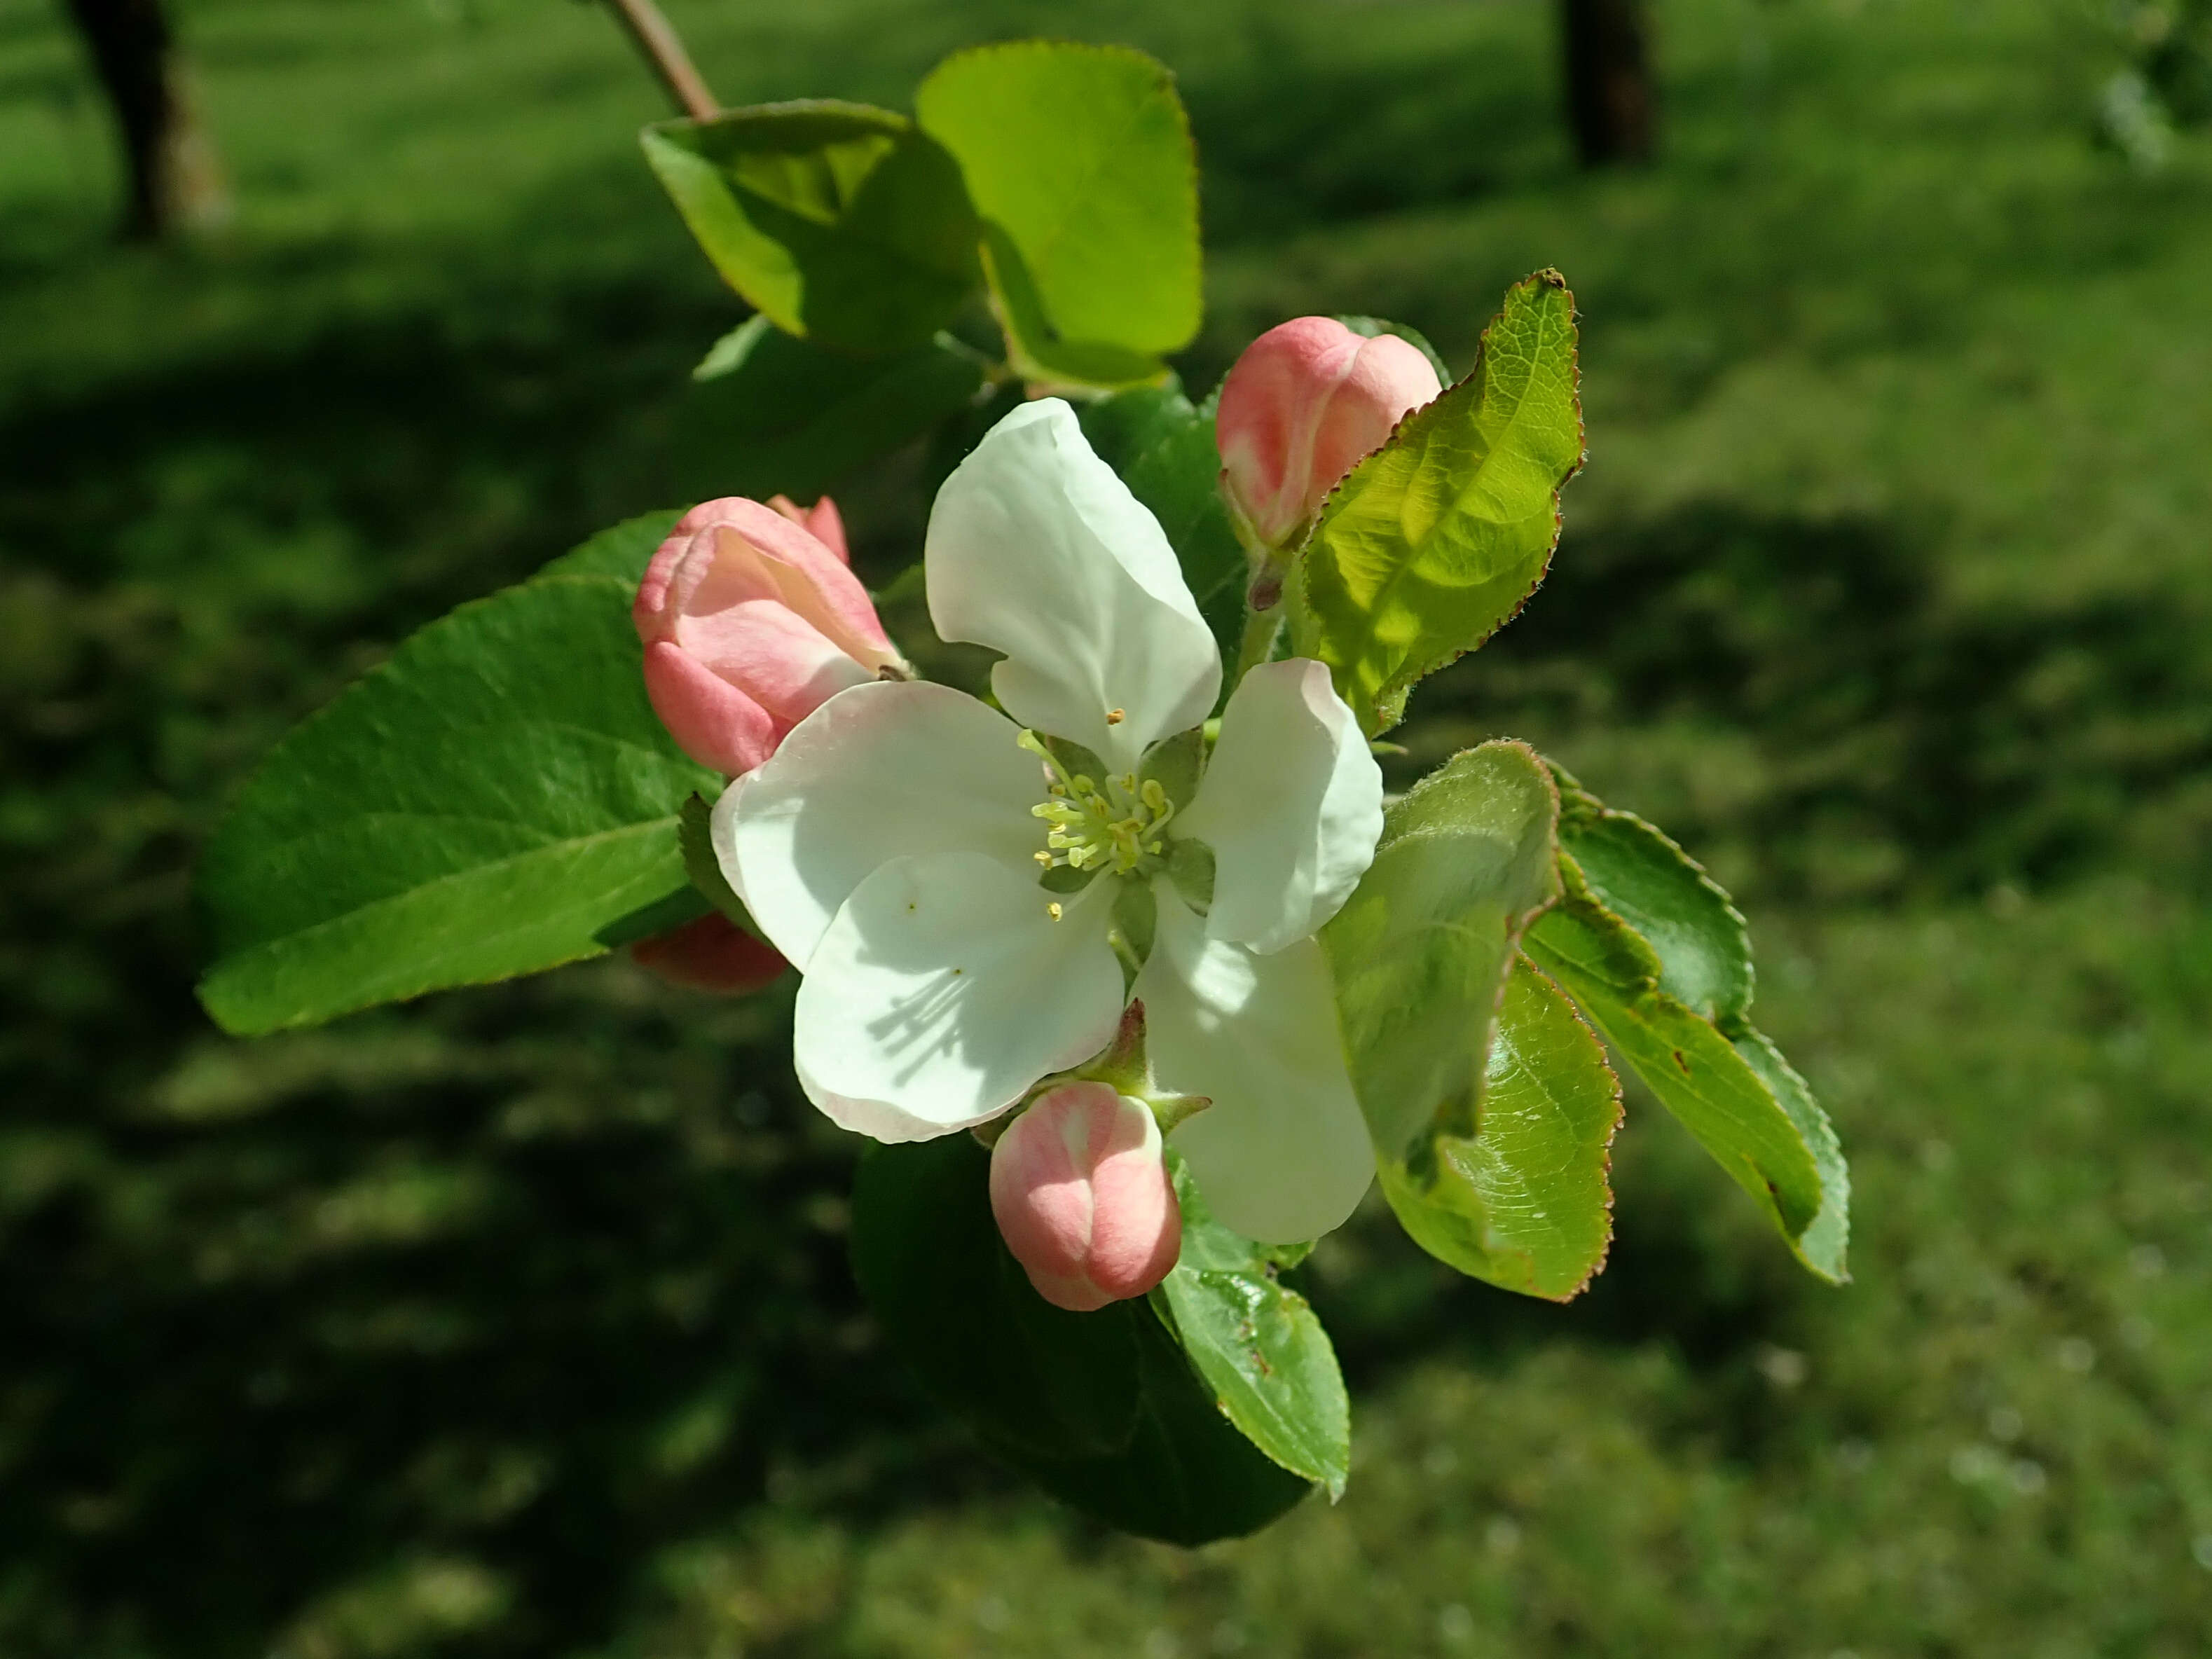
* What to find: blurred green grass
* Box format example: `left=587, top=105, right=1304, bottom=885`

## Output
left=1, top=0, right=2209, bottom=1654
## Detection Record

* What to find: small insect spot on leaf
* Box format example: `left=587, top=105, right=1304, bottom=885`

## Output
left=1671, top=1049, right=1691, bottom=1075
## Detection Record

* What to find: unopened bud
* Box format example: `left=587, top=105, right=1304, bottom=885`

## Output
left=633, top=495, right=905, bottom=776
left=989, top=1082, right=1182, bottom=1312
left=1216, top=317, right=1443, bottom=553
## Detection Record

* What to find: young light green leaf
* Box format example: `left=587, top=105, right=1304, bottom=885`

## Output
left=1291, top=272, right=1585, bottom=736
left=917, top=42, right=1200, bottom=389
left=851, top=1134, right=1312, bottom=1543
left=680, top=316, right=987, bottom=502
left=1078, top=380, right=1246, bottom=670
left=1153, top=1152, right=1350, bottom=1496
left=642, top=101, right=980, bottom=352
left=197, top=575, right=717, bottom=1035
left=1379, top=956, right=1622, bottom=1300
left=1324, top=741, right=1562, bottom=1162
left=535, top=509, right=684, bottom=584
left=1324, top=742, right=1619, bottom=1298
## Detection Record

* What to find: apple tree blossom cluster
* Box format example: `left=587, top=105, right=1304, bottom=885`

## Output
left=195, top=39, right=1848, bottom=1546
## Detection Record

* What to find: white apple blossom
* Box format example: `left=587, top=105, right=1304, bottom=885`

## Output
left=712, top=399, right=1382, bottom=1242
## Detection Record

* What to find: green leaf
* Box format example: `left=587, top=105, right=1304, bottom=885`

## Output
left=1551, top=766, right=1752, bottom=1024
left=851, top=1134, right=1312, bottom=1543
left=1523, top=875, right=1844, bottom=1281
left=1078, top=380, right=1246, bottom=670
left=591, top=883, right=710, bottom=951
left=1324, top=741, right=1562, bottom=1162
left=1153, top=1151, right=1351, bottom=1496
left=916, top=42, right=1200, bottom=389
left=642, top=101, right=980, bottom=352
left=1335, top=314, right=1451, bottom=383
left=1324, top=742, right=1619, bottom=1298
left=1291, top=271, right=1585, bottom=736
left=536, top=509, right=684, bottom=584
left=1378, top=956, right=1621, bottom=1299
left=196, top=575, right=717, bottom=1035
left=680, top=315, right=988, bottom=502
left=1533, top=769, right=1849, bottom=1283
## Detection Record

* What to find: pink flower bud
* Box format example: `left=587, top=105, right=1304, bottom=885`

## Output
left=767, top=493, right=849, bottom=564
left=1216, top=317, right=1443, bottom=551
left=989, top=1082, right=1182, bottom=1312
left=633, top=496, right=905, bottom=777
left=629, top=911, right=789, bottom=995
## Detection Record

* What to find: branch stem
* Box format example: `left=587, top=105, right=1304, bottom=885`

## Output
left=603, top=0, right=718, bottom=121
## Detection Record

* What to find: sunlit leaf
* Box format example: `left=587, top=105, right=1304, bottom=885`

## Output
left=643, top=101, right=980, bottom=352
left=1291, top=272, right=1584, bottom=735
left=918, top=42, right=1199, bottom=388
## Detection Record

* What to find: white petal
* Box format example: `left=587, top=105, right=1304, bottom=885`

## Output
left=1176, top=658, right=1384, bottom=954
left=1138, top=889, right=1373, bottom=1241
left=926, top=399, right=1221, bottom=769
left=725, top=680, right=1045, bottom=970
left=794, top=851, right=1125, bottom=1138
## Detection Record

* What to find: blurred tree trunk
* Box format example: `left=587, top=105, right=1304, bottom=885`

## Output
left=1560, top=0, right=1656, bottom=166
left=62, top=0, right=229, bottom=240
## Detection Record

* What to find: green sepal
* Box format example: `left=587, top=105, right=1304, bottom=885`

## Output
left=849, top=1134, right=1312, bottom=1544
left=916, top=42, right=1200, bottom=391
left=1291, top=272, right=1585, bottom=736
left=641, top=100, right=980, bottom=352
left=1151, top=1151, right=1352, bottom=1497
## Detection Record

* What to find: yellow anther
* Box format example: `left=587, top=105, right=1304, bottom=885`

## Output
left=1047, top=902, right=1064, bottom=921
left=1106, top=708, right=1125, bottom=725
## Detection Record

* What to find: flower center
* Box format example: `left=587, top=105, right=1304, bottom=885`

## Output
left=1020, top=734, right=1177, bottom=879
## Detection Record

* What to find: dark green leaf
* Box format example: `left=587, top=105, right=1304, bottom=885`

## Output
left=851, top=1134, right=1312, bottom=1543
left=679, top=315, right=987, bottom=502
left=1291, top=272, right=1585, bottom=736
left=678, top=792, right=748, bottom=926
left=591, top=883, right=710, bottom=951
left=198, top=576, right=718, bottom=1035
left=537, top=508, right=684, bottom=584
left=1078, top=380, right=1246, bottom=671
left=1378, top=956, right=1621, bottom=1299
left=1532, top=770, right=1849, bottom=1283
left=641, top=101, right=980, bottom=352
left=1551, top=765, right=1752, bottom=1024
left=1153, top=1152, right=1350, bottom=1496
left=1524, top=874, right=1844, bottom=1281
left=916, top=42, right=1200, bottom=389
